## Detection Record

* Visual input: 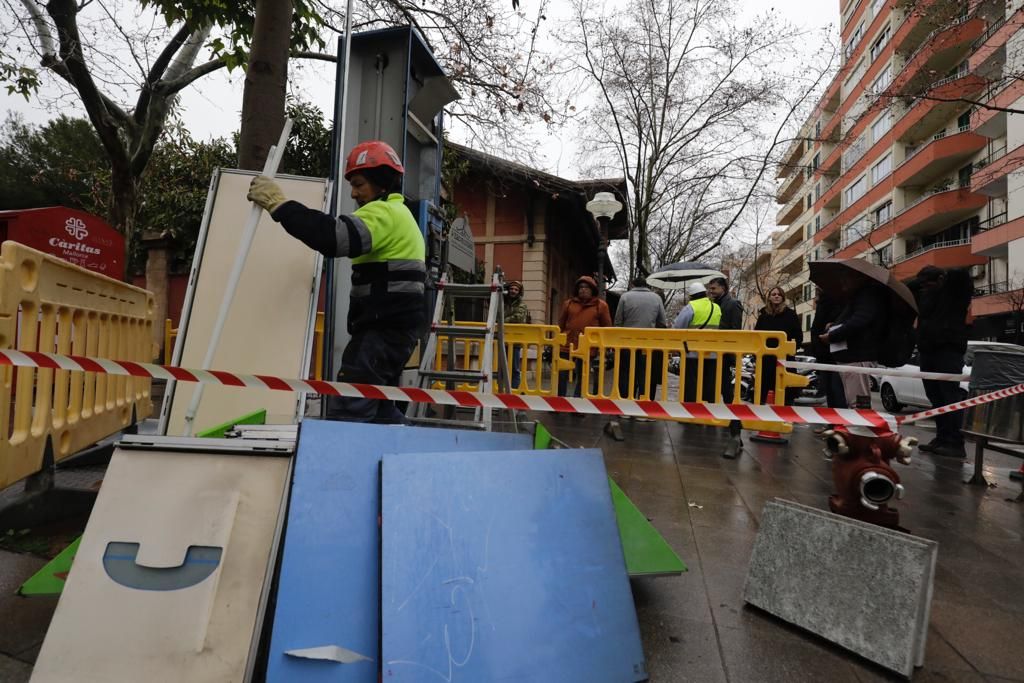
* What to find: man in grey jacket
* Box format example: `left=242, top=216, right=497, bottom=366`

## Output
left=615, top=276, right=667, bottom=400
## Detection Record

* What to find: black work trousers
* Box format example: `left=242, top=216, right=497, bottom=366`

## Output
left=920, top=348, right=966, bottom=446
left=326, top=327, right=419, bottom=423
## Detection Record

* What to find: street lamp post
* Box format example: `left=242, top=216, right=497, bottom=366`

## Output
left=586, top=192, right=623, bottom=299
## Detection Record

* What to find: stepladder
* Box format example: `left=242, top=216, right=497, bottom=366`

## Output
left=407, top=271, right=512, bottom=430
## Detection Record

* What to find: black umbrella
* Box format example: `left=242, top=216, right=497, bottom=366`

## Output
left=808, top=258, right=917, bottom=314
left=646, top=261, right=725, bottom=290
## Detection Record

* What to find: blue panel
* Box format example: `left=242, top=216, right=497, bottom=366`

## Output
left=266, top=421, right=531, bottom=683
left=380, top=449, right=646, bottom=682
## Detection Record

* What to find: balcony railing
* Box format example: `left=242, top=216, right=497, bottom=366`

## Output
left=896, top=180, right=969, bottom=217
left=898, top=125, right=973, bottom=169
left=898, top=11, right=974, bottom=80
left=974, top=280, right=1009, bottom=297
left=893, top=236, right=971, bottom=264
left=975, top=212, right=1008, bottom=233
left=972, top=12, right=1009, bottom=51
left=975, top=143, right=1008, bottom=169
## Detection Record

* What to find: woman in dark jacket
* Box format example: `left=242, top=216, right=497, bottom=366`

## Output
left=754, top=286, right=803, bottom=404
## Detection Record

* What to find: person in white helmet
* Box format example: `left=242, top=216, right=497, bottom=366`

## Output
left=672, top=281, right=722, bottom=403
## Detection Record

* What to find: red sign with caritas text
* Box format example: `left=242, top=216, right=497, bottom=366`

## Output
left=0, top=207, right=125, bottom=280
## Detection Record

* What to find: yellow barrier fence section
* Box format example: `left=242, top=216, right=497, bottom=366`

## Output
left=431, top=322, right=569, bottom=396
left=570, top=327, right=808, bottom=430
left=0, top=242, right=156, bottom=489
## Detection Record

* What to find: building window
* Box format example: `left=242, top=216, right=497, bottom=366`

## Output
left=876, top=244, right=892, bottom=267
left=803, top=283, right=815, bottom=301
left=873, top=200, right=892, bottom=226
left=870, top=26, right=890, bottom=62
left=811, top=153, right=820, bottom=171
left=807, top=194, right=813, bottom=209
left=842, top=134, right=869, bottom=171
left=845, top=175, right=867, bottom=206
left=845, top=22, right=865, bottom=60
left=815, top=215, right=821, bottom=233
left=871, top=110, right=892, bottom=142
left=871, top=65, right=892, bottom=95
left=815, top=182, right=822, bottom=202
left=958, top=163, right=973, bottom=187
left=804, top=314, right=813, bottom=332
left=815, top=120, right=822, bottom=138
left=843, top=215, right=869, bottom=246
left=872, top=154, right=892, bottom=184
left=957, top=110, right=971, bottom=131
left=872, top=0, right=887, bottom=16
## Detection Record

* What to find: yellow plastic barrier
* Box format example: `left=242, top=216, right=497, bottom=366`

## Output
left=570, top=327, right=809, bottom=431
left=0, top=242, right=156, bottom=489
left=431, top=322, right=570, bottom=396
left=164, top=318, right=177, bottom=365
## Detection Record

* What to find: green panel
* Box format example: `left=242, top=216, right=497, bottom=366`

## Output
left=19, top=536, right=81, bottom=596
left=195, top=409, right=267, bottom=439
left=609, top=477, right=687, bottom=576
left=533, top=421, right=553, bottom=450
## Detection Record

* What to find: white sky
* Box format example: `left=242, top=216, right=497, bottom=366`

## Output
left=2, top=0, right=839, bottom=180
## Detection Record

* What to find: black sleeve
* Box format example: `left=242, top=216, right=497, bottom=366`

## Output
left=828, top=287, right=882, bottom=342
left=722, top=299, right=743, bottom=330
left=270, top=201, right=340, bottom=257
left=788, top=309, right=803, bottom=343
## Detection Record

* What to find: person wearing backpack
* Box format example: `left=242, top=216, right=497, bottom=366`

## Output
left=817, top=279, right=888, bottom=408
left=908, top=266, right=972, bottom=458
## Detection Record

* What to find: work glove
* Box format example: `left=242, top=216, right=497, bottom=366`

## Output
left=247, top=175, right=287, bottom=213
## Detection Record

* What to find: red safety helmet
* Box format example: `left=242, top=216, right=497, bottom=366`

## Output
left=344, top=140, right=405, bottom=179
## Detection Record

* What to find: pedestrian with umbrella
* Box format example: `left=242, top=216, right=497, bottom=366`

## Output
left=809, top=258, right=918, bottom=409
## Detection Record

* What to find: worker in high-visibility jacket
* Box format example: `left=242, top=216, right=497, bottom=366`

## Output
left=247, top=140, right=425, bottom=424
left=672, top=281, right=721, bottom=405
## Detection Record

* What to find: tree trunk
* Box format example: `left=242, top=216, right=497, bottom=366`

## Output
left=109, top=161, right=140, bottom=277
left=237, top=0, right=294, bottom=170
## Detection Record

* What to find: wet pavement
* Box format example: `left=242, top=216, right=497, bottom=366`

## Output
left=1, top=410, right=1022, bottom=681
left=541, top=410, right=1024, bottom=682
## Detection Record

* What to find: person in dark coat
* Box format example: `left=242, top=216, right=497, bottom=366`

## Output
left=907, top=266, right=972, bottom=458
left=754, top=286, right=802, bottom=404
left=808, top=287, right=848, bottom=413
left=818, top=279, right=888, bottom=408
left=707, top=276, right=744, bottom=458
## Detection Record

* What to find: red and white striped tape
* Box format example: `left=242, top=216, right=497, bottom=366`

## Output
left=0, top=349, right=1015, bottom=430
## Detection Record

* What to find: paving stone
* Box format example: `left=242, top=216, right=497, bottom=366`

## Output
left=0, top=653, right=32, bottom=683
left=636, top=611, right=726, bottom=683
left=0, top=550, right=58, bottom=657
left=929, top=601, right=1024, bottom=680
left=743, top=500, right=938, bottom=678
left=717, top=622, right=862, bottom=683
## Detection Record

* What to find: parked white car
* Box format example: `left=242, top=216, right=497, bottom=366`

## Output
left=878, top=341, right=1024, bottom=413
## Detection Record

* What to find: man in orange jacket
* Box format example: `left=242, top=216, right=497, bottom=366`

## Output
left=557, top=275, right=612, bottom=397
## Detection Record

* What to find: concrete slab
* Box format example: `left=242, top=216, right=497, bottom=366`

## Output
left=743, top=499, right=938, bottom=678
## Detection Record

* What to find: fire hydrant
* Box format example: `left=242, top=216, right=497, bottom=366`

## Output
left=823, top=425, right=917, bottom=529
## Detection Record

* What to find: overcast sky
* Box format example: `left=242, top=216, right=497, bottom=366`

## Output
left=2, top=0, right=839, bottom=178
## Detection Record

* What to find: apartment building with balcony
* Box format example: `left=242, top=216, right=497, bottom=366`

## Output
left=773, top=0, right=1024, bottom=343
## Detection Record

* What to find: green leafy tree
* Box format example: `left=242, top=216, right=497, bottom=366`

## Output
left=0, top=113, right=107, bottom=212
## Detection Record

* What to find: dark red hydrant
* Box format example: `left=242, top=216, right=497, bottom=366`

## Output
left=824, top=425, right=917, bottom=529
